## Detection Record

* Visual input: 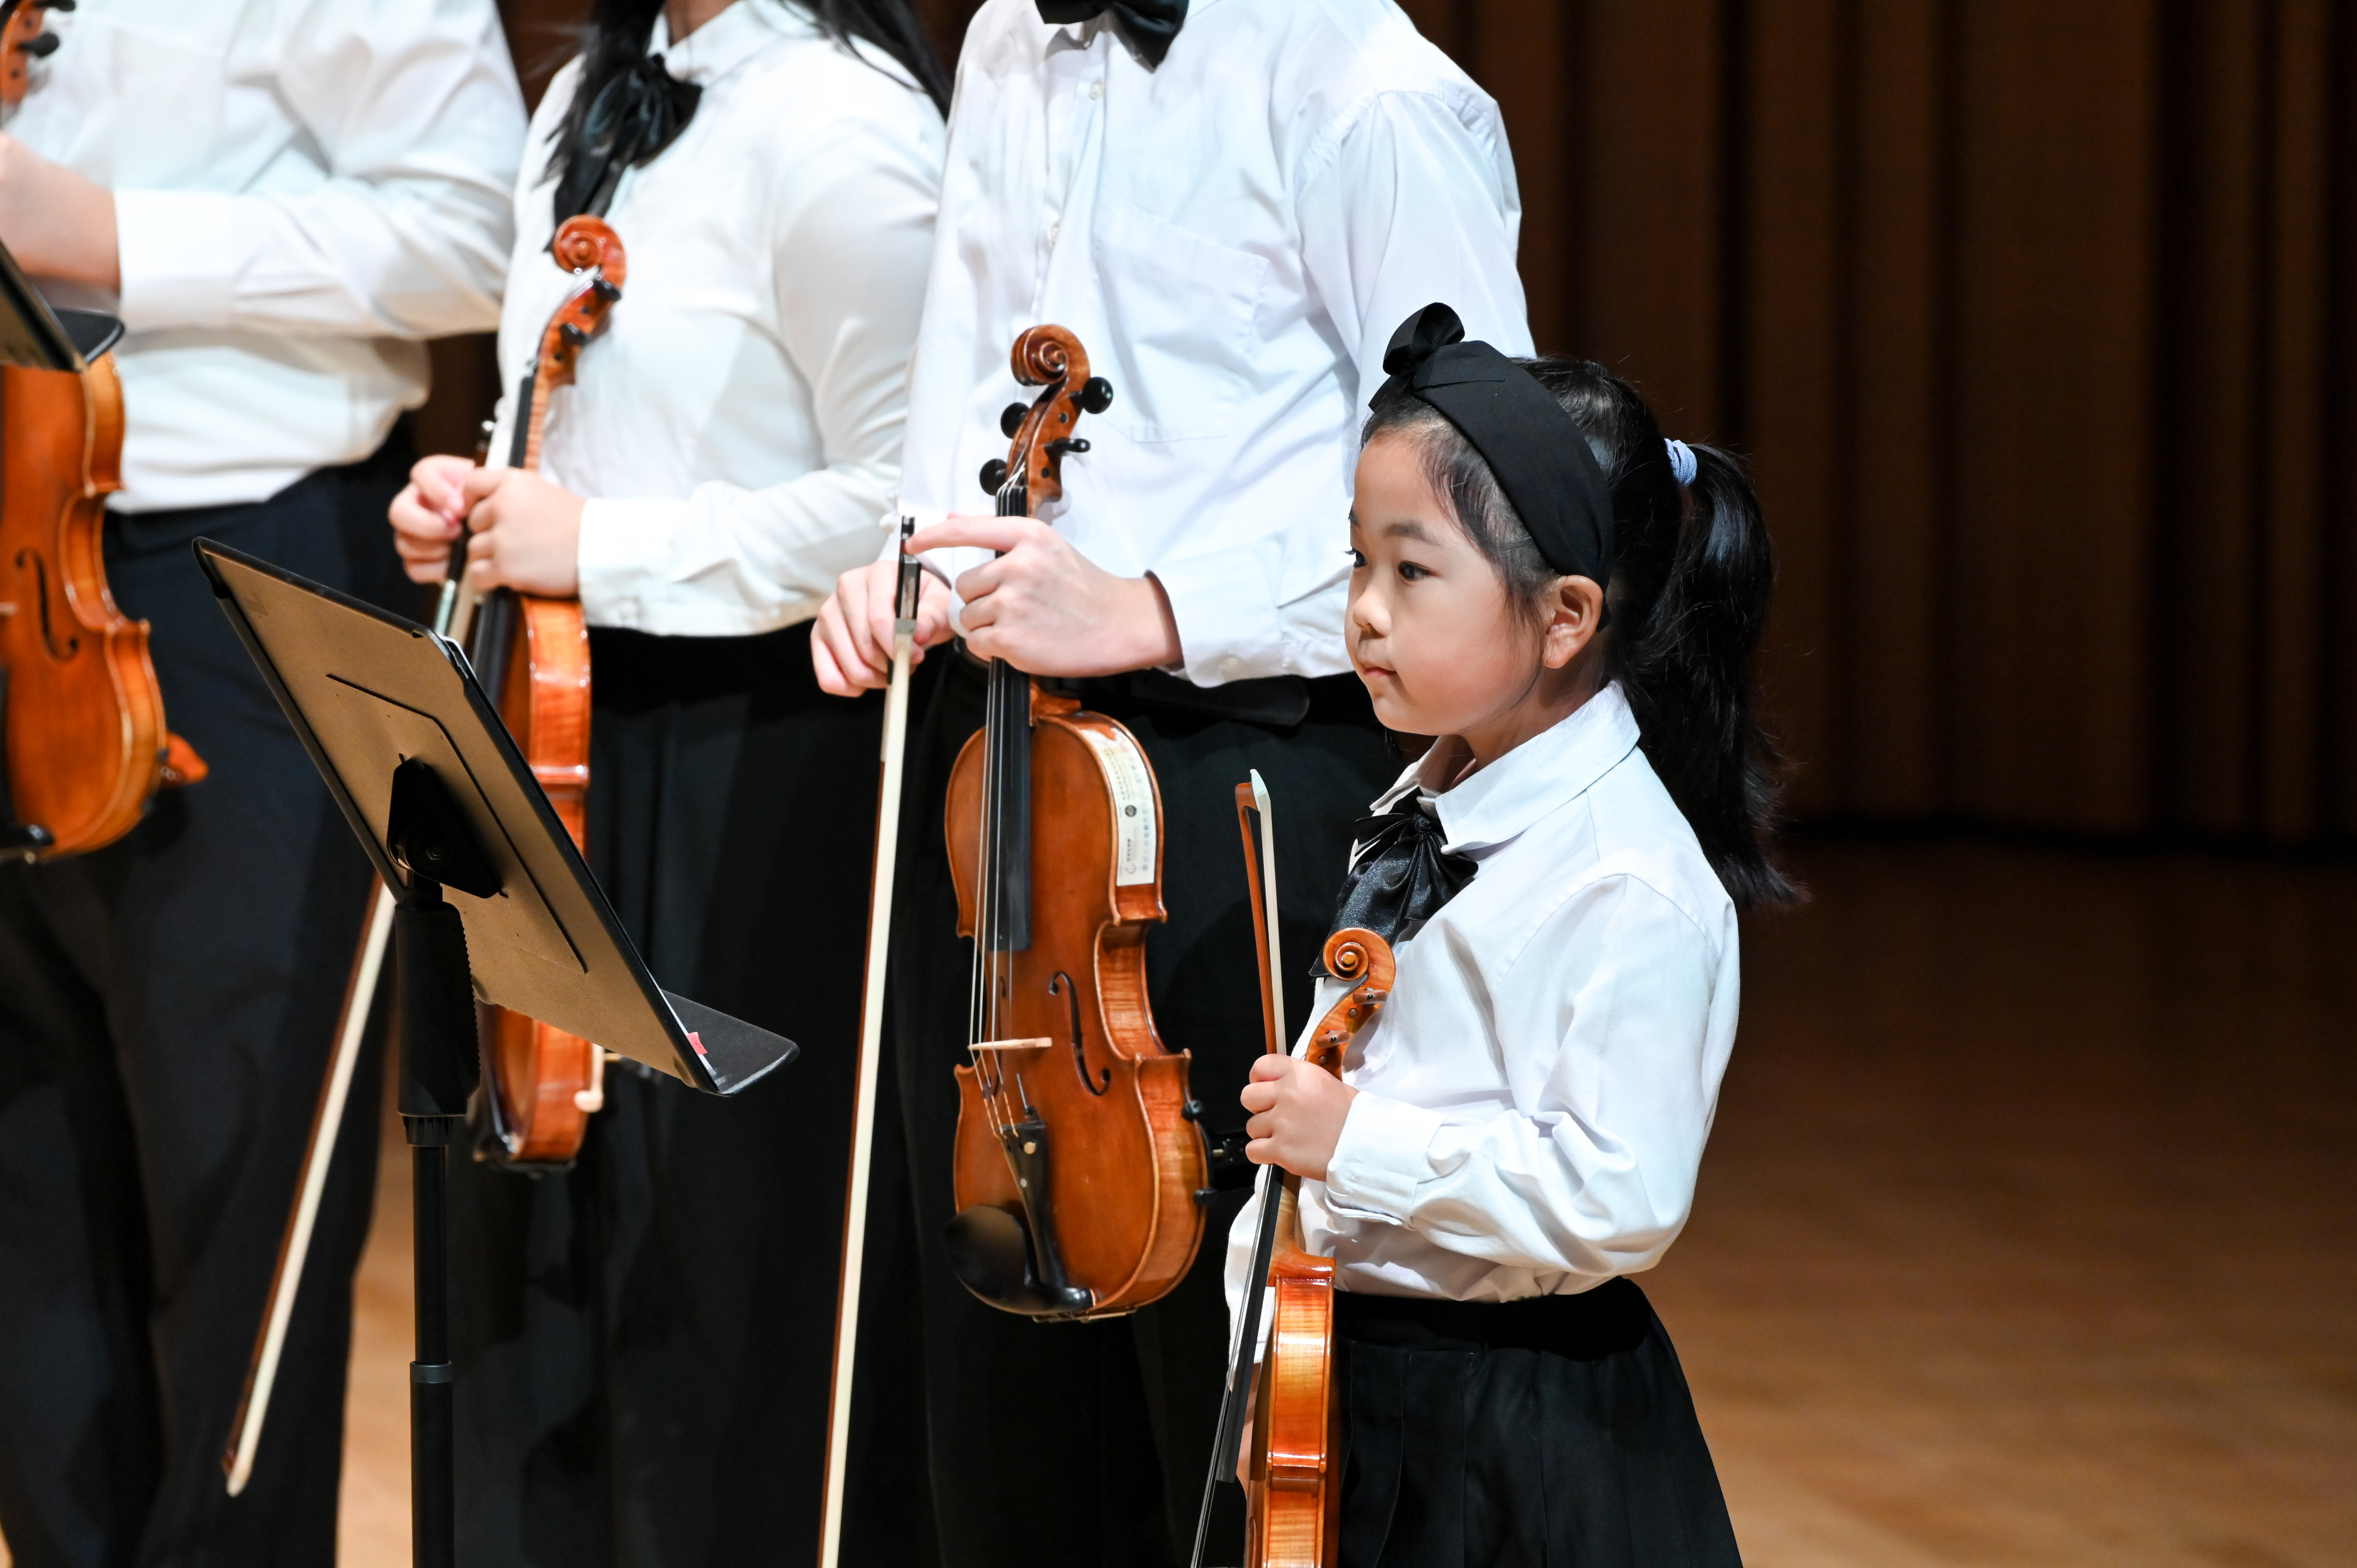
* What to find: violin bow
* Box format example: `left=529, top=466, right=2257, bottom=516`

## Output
left=817, top=519, right=925, bottom=1568
left=223, top=429, right=493, bottom=1495
left=1189, top=770, right=1288, bottom=1566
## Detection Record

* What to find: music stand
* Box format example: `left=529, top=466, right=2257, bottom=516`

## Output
left=196, top=538, right=797, bottom=1568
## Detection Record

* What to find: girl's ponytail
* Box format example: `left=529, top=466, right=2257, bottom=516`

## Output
left=1616, top=441, right=1795, bottom=908
left=1362, top=356, right=1795, bottom=909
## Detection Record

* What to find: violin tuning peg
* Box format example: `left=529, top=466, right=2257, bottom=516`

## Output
left=979, top=458, right=1010, bottom=496
left=592, top=279, right=620, bottom=301
left=23, top=30, right=60, bottom=56
left=39, top=1, right=76, bottom=11
left=1078, top=376, right=1115, bottom=415
left=1045, top=438, right=1090, bottom=459
left=1000, top=402, right=1029, bottom=438
left=558, top=323, right=587, bottom=346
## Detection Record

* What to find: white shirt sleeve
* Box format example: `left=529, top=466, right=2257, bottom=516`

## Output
left=573, top=113, right=940, bottom=636
left=1147, top=89, right=1533, bottom=685
left=1320, top=873, right=1725, bottom=1286
left=112, top=0, right=524, bottom=338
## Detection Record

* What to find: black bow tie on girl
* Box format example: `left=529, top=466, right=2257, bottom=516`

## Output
left=1320, top=799, right=1477, bottom=970
left=553, top=53, right=703, bottom=223
left=1034, top=0, right=1189, bottom=67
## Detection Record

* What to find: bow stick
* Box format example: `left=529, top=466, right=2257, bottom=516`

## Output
left=223, top=426, right=496, bottom=1495
left=1188, top=770, right=1287, bottom=1565
left=817, top=519, right=924, bottom=1567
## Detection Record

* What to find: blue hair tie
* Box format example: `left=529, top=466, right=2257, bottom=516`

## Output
left=1664, top=439, right=1698, bottom=487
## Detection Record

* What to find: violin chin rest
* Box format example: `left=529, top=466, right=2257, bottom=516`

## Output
left=944, top=1205, right=1092, bottom=1319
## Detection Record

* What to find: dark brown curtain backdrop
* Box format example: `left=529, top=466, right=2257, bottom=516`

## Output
left=451, top=0, right=2357, bottom=844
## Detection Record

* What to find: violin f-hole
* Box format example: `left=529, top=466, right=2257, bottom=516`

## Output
left=15, top=549, right=76, bottom=662
left=1049, top=970, right=1109, bottom=1095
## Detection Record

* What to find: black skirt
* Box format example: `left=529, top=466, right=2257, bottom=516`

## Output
left=1334, top=1280, right=1740, bottom=1568
left=447, top=622, right=934, bottom=1568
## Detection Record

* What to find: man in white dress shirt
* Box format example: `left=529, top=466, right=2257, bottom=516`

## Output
left=812, top=0, right=1530, bottom=1559
left=0, top=3, right=522, bottom=1563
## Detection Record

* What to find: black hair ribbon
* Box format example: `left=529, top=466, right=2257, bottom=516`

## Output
left=1034, top=0, right=1188, bottom=67
left=554, top=53, right=703, bottom=224
left=1378, top=302, right=1617, bottom=592
left=1318, top=799, right=1476, bottom=972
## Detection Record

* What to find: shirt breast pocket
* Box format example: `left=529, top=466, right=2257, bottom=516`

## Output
left=1091, top=203, right=1270, bottom=443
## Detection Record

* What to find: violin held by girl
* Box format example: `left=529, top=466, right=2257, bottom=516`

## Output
left=1231, top=301, right=1793, bottom=1568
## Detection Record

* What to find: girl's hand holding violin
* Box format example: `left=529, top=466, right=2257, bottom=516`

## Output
left=1240, top=1053, right=1358, bottom=1181
left=388, top=455, right=584, bottom=597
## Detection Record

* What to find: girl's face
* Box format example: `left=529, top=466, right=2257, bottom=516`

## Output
left=1347, top=433, right=1606, bottom=770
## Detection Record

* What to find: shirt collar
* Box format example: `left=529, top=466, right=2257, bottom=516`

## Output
left=655, top=0, right=809, bottom=84
left=1373, top=683, right=1644, bottom=855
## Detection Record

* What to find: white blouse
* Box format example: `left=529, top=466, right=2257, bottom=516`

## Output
left=1225, top=685, right=1742, bottom=1319
left=895, top=0, right=1530, bottom=686
left=7, top=0, right=523, bottom=511
left=488, top=0, right=943, bottom=637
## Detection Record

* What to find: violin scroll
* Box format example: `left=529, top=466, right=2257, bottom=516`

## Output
left=0, top=0, right=65, bottom=108
left=1306, top=928, right=1393, bottom=1072
left=978, top=324, right=1115, bottom=507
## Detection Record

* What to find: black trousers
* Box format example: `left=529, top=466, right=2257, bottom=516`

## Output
left=1334, top=1283, right=1741, bottom=1567
left=0, top=445, right=414, bottom=1568
left=447, top=623, right=933, bottom=1568
left=886, top=657, right=1398, bottom=1568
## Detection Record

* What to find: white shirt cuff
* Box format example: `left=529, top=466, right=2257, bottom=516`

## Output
left=113, top=190, right=240, bottom=333
left=578, top=496, right=691, bottom=632
left=1322, top=1091, right=1447, bottom=1223
left=1148, top=547, right=1283, bottom=686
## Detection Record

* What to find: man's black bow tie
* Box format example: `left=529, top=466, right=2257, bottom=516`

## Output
left=1035, top=0, right=1189, bottom=68
left=1319, top=798, right=1476, bottom=969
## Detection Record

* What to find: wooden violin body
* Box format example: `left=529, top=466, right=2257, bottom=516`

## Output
left=943, top=325, right=1207, bottom=1319
left=1247, top=929, right=1394, bottom=1568
left=0, top=304, right=202, bottom=860
left=945, top=683, right=1204, bottom=1316
left=473, top=214, right=622, bottom=1166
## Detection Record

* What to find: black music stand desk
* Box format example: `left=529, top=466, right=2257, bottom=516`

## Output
left=196, top=538, right=796, bottom=1568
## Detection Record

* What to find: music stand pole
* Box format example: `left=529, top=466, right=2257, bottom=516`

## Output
left=390, top=873, right=481, bottom=1568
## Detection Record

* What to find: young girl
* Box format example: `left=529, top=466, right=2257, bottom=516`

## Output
left=1233, top=302, right=1791, bottom=1566
left=384, top=0, right=944, bottom=1559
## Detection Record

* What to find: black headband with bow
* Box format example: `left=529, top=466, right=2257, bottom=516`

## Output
left=1035, top=0, right=1189, bottom=67
left=1376, top=302, right=1616, bottom=591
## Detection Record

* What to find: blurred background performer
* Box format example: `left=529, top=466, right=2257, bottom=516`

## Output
left=0, top=2, right=523, bottom=1564
left=383, top=0, right=945, bottom=1559
left=810, top=0, right=1529, bottom=1559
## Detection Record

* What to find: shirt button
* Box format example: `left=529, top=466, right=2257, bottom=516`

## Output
left=1048, top=221, right=1061, bottom=243
left=1089, top=79, right=1104, bottom=99
left=1222, top=655, right=1241, bottom=674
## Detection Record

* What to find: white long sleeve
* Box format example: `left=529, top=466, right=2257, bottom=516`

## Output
left=489, top=4, right=944, bottom=636
left=1224, top=687, right=1742, bottom=1322
left=896, top=0, right=1530, bottom=685
left=9, top=0, right=526, bottom=509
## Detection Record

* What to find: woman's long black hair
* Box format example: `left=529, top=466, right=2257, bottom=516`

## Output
left=548, top=0, right=950, bottom=222
left=1364, top=360, right=1797, bottom=909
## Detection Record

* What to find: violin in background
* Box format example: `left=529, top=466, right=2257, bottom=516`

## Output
left=460, top=214, right=626, bottom=1166
left=0, top=220, right=204, bottom=863
left=942, top=325, right=1209, bottom=1319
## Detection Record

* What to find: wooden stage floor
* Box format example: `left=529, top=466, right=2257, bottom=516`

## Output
left=10, top=836, right=2346, bottom=1566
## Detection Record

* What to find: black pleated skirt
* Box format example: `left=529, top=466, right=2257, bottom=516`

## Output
left=446, top=622, right=935, bottom=1568
left=1335, top=1280, right=1741, bottom=1568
